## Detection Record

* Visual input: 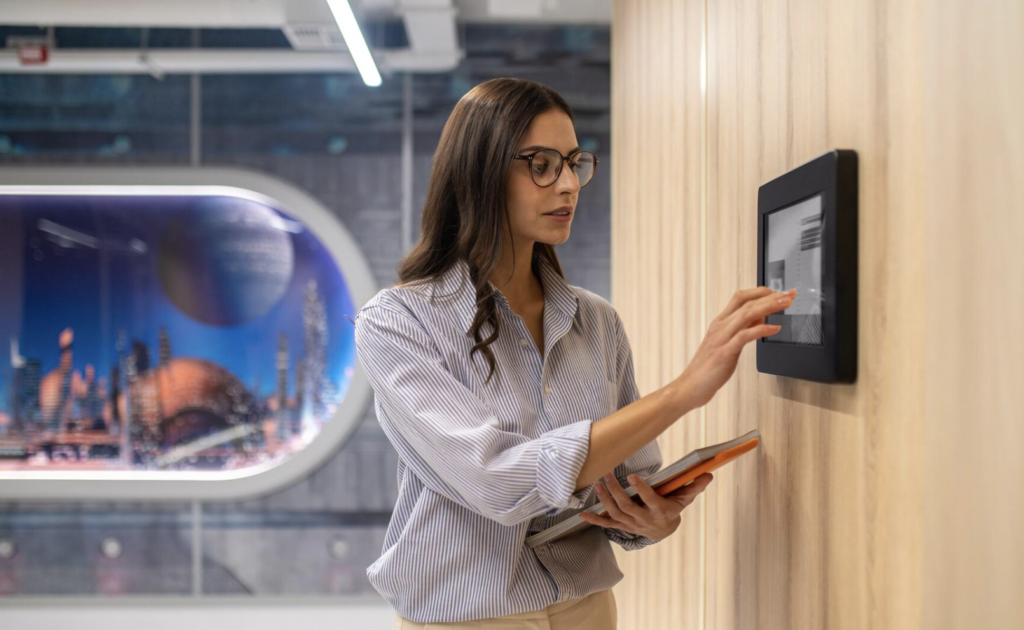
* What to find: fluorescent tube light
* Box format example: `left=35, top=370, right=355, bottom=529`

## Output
left=325, top=0, right=383, bottom=87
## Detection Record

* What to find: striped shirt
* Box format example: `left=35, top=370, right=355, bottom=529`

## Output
left=353, top=256, right=663, bottom=624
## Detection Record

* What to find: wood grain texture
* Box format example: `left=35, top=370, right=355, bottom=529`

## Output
left=610, top=1, right=705, bottom=629
left=923, top=1, right=1024, bottom=628
left=607, top=0, right=964, bottom=628
left=612, top=1, right=1022, bottom=628
left=703, top=0, right=926, bottom=628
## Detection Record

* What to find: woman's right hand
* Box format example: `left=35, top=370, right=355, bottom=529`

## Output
left=674, top=287, right=795, bottom=409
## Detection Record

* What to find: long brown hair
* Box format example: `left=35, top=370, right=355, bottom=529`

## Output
left=397, top=77, right=574, bottom=383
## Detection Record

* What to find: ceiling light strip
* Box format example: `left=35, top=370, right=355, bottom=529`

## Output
left=325, top=0, right=383, bottom=86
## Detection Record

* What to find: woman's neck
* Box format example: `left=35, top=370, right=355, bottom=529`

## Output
left=488, top=240, right=544, bottom=306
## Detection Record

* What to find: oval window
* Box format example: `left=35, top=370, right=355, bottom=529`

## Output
left=0, top=167, right=376, bottom=501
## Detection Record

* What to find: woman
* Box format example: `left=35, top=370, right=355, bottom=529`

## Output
left=354, top=77, right=791, bottom=629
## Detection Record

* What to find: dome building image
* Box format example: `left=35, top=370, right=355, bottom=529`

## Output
left=33, top=327, right=261, bottom=469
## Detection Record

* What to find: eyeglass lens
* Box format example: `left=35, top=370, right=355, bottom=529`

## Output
left=530, top=149, right=596, bottom=187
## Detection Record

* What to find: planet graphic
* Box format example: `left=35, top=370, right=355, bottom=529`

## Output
left=158, top=196, right=295, bottom=326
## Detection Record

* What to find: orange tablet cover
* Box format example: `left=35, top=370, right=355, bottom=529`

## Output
left=589, top=437, right=760, bottom=517
left=650, top=437, right=759, bottom=496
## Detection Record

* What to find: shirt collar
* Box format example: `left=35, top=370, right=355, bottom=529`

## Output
left=433, top=256, right=582, bottom=335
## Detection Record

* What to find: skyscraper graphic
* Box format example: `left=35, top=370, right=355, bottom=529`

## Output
left=117, top=329, right=131, bottom=464
left=83, top=364, right=101, bottom=428
left=126, top=338, right=164, bottom=463
left=8, top=339, right=27, bottom=432
left=295, top=361, right=306, bottom=435
left=276, top=333, right=290, bottom=442
left=45, top=329, right=74, bottom=432
left=154, top=327, right=168, bottom=428
left=303, top=279, right=329, bottom=431
left=18, top=359, right=42, bottom=432
left=158, top=326, right=171, bottom=368
left=9, top=340, right=22, bottom=413
left=108, top=364, right=121, bottom=437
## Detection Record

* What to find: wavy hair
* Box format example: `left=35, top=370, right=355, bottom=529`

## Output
left=396, top=77, right=573, bottom=383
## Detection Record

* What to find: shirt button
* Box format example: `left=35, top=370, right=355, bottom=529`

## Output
left=544, top=385, right=552, bottom=396
left=520, top=338, right=530, bottom=347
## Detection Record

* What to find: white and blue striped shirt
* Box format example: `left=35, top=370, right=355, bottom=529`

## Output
left=353, top=256, right=662, bottom=624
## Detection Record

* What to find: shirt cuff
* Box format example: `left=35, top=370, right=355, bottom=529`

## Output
left=535, top=419, right=593, bottom=512
left=605, top=529, right=658, bottom=551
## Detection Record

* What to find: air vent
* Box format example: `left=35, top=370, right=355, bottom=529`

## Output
left=282, top=23, right=348, bottom=50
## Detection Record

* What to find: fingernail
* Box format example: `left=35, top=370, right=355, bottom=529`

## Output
left=627, top=475, right=639, bottom=484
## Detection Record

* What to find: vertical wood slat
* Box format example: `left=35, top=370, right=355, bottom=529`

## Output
left=924, top=2, right=1024, bottom=628
left=611, top=1, right=705, bottom=629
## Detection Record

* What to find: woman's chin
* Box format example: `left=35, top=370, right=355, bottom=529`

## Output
left=533, top=226, right=571, bottom=245
left=538, top=235, right=570, bottom=246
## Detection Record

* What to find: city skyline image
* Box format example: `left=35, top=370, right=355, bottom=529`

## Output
left=0, top=192, right=357, bottom=472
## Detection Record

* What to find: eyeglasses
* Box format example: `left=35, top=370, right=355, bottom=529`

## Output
left=513, top=148, right=599, bottom=188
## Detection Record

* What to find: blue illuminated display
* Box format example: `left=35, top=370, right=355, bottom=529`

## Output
left=0, top=191, right=358, bottom=473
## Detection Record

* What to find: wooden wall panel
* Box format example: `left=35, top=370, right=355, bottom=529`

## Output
left=612, top=1, right=1021, bottom=629
left=703, top=0, right=926, bottom=628
left=923, top=2, right=1024, bottom=628
left=610, top=1, right=705, bottom=629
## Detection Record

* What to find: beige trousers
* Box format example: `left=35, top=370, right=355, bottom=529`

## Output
left=392, top=588, right=617, bottom=630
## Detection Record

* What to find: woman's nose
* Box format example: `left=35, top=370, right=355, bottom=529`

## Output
left=555, top=162, right=582, bottom=192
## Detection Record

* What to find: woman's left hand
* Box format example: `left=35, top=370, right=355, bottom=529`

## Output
left=578, top=472, right=714, bottom=542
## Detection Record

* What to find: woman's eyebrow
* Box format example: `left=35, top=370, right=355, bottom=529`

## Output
left=519, top=144, right=583, bottom=154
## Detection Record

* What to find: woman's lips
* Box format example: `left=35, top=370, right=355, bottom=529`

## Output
left=544, top=213, right=572, bottom=222
left=543, top=207, right=573, bottom=222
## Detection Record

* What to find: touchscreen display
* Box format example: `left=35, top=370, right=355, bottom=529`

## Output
left=764, top=194, right=824, bottom=345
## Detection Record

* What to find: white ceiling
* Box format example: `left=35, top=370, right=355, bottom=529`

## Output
left=0, top=0, right=609, bottom=75
left=0, top=0, right=611, bottom=28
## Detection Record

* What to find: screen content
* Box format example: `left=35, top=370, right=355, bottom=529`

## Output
left=0, top=192, right=359, bottom=474
left=764, top=194, right=824, bottom=345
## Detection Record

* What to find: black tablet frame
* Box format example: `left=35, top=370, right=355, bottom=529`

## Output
left=756, top=149, right=858, bottom=384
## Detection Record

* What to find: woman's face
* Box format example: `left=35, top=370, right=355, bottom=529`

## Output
left=505, top=108, right=582, bottom=248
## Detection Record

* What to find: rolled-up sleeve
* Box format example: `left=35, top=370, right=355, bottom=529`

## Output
left=603, top=309, right=663, bottom=551
left=354, top=302, right=594, bottom=527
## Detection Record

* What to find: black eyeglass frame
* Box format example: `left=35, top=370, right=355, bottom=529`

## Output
left=512, top=148, right=600, bottom=188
